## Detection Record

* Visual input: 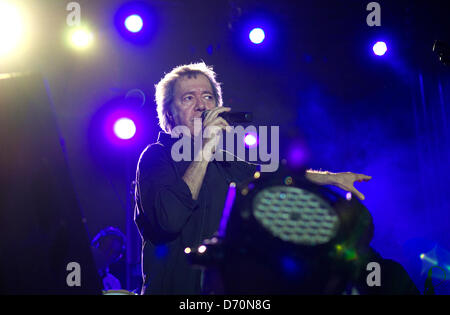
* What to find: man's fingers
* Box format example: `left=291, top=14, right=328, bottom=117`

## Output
left=214, top=117, right=229, bottom=128
left=204, top=116, right=229, bottom=131
left=356, top=174, right=372, bottom=182
left=203, top=118, right=229, bottom=140
left=351, top=188, right=365, bottom=200
left=335, top=172, right=369, bottom=200
left=203, top=107, right=231, bottom=123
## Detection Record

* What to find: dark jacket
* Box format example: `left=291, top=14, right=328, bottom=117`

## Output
left=134, top=132, right=256, bottom=294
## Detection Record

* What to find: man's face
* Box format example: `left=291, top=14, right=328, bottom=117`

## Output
left=170, top=74, right=217, bottom=136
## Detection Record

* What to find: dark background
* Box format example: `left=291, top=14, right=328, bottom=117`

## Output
left=1, top=0, right=449, bottom=293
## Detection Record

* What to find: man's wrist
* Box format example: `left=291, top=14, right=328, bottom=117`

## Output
left=305, top=170, right=336, bottom=185
left=194, top=149, right=213, bottom=163
left=183, top=159, right=209, bottom=200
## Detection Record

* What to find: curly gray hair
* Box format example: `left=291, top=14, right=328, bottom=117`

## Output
left=155, top=62, right=223, bottom=133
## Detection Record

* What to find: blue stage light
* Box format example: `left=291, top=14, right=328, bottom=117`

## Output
left=114, top=2, right=156, bottom=44
left=124, top=14, right=143, bottom=33
left=373, top=41, right=387, bottom=56
left=249, top=27, right=265, bottom=44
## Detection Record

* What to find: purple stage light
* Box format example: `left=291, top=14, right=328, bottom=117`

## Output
left=288, top=147, right=306, bottom=166
left=346, top=192, right=352, bottom=201
left=124, top=14, right=143, bottom=33
left=249, top=27, right=265, bottom=44
left=373, top=41, right=387, bottom=56
left=218, top=182, right=237, bottom=238
left=113, top=117, right=136, bottom=140
left=198, top=245, right=207, bottom=254
left=286, top=142, right=310, bottom=168
left=244, top=133, right=258, bottom=147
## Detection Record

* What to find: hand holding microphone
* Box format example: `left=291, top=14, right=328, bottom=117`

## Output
left=200, top=107, right=231, bottom=161
left=201, top=109, right=253, bottom=125
left=200, top=107, right=254, bottom=160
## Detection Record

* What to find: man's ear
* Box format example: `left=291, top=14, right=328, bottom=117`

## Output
left=166, top=111, right=174, bottom=127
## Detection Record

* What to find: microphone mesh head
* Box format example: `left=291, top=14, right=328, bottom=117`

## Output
left=252, top=186, right=340, bottom=246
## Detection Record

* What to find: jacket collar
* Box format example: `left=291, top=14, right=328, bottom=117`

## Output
left=157, top=131, right=181, bottom=147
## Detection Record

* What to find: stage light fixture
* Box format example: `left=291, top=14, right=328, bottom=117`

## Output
left=198, top=245, right=207, bottom=254
left=124, top=14, right=143, bottom=33
left=373, top=41, right=387, bottom=56
left=244, top=133, right=258, bottom=147
left=113, top=117, right=136, bottom=140
left=69, top=28, right=94, bottom=49
left=252, top=185, right=340, bottom=246
left=0, top=1, right=25, bottom=57
left=249, top=27, right=265, bottom=44
left=89, top=92, right=146, bottom=152
left=114, top=2, right=156, bottom=44
left=186, top=166, right=375, bottom=294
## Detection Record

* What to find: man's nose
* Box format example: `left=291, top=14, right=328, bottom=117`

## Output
left=195, top=96, right=207, bottom=111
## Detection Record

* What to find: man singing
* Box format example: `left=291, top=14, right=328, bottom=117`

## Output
left=134, top=62, right=371, bottom=294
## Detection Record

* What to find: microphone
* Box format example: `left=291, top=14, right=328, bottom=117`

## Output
left=201, top=111, right=253, bottom=125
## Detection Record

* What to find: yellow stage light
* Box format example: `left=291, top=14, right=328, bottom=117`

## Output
left=68, top=28, right=94, bottom=50
left=0, top=1, right=25, bottom=57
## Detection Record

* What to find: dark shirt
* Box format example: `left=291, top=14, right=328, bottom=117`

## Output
left=134, top=132, right=256, bottom=294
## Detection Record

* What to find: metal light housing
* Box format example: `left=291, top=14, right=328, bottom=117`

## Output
left=187, top=166, right=374, bottom=294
